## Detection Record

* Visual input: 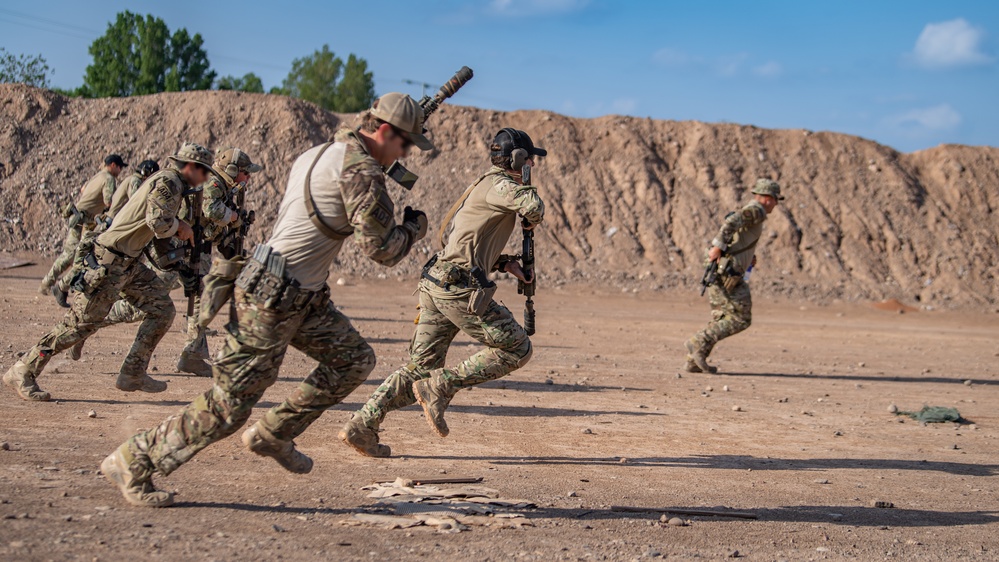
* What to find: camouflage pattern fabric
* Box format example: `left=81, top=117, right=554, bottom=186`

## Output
left=122, top=285, right=375, bottom=477
left=355, top=278, right=532, bottom=430
left=40, top=222, right=83, bottom=290
left=20, top=249, right=175, bottom=380
left=690, top=276, right=752, bottom=357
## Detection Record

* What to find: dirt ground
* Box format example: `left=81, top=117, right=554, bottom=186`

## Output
left=0, top=258, right=997, bottom=561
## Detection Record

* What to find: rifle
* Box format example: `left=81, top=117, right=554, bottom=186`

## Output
left=218, top=185, right=255, bottom=260
left=386, top=66, right=474, bottom=190
left=517, top=163, right=536, bottom=336
left=699, top=259, right=719, bottom=296
left=185, top=186, right=204, bottom=318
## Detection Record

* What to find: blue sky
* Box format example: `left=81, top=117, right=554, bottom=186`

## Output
left=1, top=0, right=996, bottom=152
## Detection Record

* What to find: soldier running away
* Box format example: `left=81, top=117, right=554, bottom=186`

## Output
left=102, top=92, right=433, bottom=508
left=177, top=147, right=263, bottom=377
left=40, top=154, right=126, bottom=306
left=4, top=144, right=212, bottom=401
left=341, top=128, right=546, bottom=457
left=684, top=178, right=784, bottom=374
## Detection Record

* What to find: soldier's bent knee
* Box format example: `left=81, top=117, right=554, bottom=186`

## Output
left=514, top=338, right=533, bottom=368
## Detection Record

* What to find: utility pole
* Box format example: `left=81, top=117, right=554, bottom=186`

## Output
left=402, top=78, right=432, bottom=98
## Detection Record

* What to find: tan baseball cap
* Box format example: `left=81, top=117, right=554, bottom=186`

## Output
left=370, top=92, right=434, bottom=151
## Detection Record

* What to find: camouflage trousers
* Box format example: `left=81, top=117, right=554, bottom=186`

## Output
left=40, top=222, right=83, bottom=291
left=355, top=280, right=533, bottom=430
left=21, top=247, right=175, bottom=379
left=690, top=277, right=752, bottom=357
left=99, top=253, right=209, bottom=359
left=122, top=284, right=375, bottom=478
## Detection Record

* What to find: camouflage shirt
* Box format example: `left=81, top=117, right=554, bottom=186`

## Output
left=97, top=163, right=191, bottom=258
left=76, top=168, right=117, bottom=219
left=107, top=172, right=144, bottom=219
left=268, top=128, right=421, bottom=290
left=178, top=173, right=237, bottom=244
left=711, top=199, right=767, bottom=274
left=439, top=166, right=545, bottom=272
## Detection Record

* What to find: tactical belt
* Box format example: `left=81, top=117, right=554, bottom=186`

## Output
left=421, top=255, right=472, bottom=290
left=235, top=244, right=327, bottom=312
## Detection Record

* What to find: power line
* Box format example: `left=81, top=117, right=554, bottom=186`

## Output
left=0, top=7, right=101, bottom=36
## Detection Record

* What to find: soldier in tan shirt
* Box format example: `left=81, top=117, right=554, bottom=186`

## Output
left=40, top=154, right=125, bottom=300
left=4, top=144, right=212, bottom=402
left=341, top=128, right=546, bottom=457
left=101, top=93, right=432, bottom=508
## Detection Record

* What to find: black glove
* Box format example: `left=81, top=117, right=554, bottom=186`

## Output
left=403, top=206, right=428, bottom=241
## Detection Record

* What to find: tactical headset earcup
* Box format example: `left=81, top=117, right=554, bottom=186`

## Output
left=511, top=148, right=528, bottom=170
left=225, top=148, right=242, bottom=178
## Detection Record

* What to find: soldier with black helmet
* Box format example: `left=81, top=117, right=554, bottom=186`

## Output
left=340, top=127, right=546, bottom=458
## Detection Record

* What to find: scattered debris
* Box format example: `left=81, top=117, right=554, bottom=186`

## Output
left=893, top=406, right=963, bottom=423
left=871, top=501, right=894, bottom=509
left=732, top=405, right=742, bottom=412
left=581, top=428, right=593, bottom=435
left=344, top=478, right=535, bottom=532
left=888, top=404, right=898, bottom=413
left=87, top=410, right=97, bottom=419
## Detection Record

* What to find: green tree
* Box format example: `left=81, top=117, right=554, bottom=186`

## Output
left=281, top=44, right=342, bottom=110
left=0, top=48, right=51, bottom=87
left=164, top=28, right=215, bottom=92
left=217, top=72, right=264, bottom=93
left=336, top=54, right=375, bottom=112
left=83, top=11, right=215, bottom=97
left=279, top=45, right=376, bottom=111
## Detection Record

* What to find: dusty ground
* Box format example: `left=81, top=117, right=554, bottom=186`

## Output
left=0, top=258, right=997, bottom=561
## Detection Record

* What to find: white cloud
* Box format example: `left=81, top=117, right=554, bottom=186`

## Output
left=752, top=61, right=783, bottom=77
left=488, top=0, right=590, bottom=16
left=912, top=18, right=993, bottom=68
left=888, top=103, right=962, bottom=131
left=652, top=48, right=778, bottom=79
left=652, top=48, right=696, bottom=67
left=610, top=97, right=638, bottom=114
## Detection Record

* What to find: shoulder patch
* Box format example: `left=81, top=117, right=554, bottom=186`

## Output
left=742, top=209, right=756, bottom=221
left=366, top=200, right=393, bottom=228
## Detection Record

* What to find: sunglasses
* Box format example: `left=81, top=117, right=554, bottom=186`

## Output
left=390, top=125, right=414, bottom=149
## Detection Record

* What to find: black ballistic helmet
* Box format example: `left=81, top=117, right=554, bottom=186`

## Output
left=490, top=128, right=548, bottom=159
left=137, top=159, right=160, bottom=177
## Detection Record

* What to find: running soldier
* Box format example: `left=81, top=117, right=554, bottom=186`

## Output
left=40, top=154, right=126, bottom=306
left=102, top=93, right=433, bottom=507
left=684, top=179, right=784, bottom=373
left=108, top=160, right=160, bottom=219
left=341, top=128, right=546, bottom=457
left=4, top=144, right=212, bottom=401
left=176, top=147, right=262, bottom=377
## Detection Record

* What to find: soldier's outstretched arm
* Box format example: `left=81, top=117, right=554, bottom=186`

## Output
left=712, top=204, right=766, bottom=250
left=489, top=176, right=545, bottom=226
left=145, top=177, right=182, bottom=239
left=342, top=167, right=422, bottom=267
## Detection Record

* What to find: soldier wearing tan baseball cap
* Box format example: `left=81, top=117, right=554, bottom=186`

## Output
left=369, top=92, right=434, bottom=151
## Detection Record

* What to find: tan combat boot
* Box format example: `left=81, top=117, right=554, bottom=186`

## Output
left=69, top=339, right=85, bottom=361
left=413, top=374, right=455, bottom=438
left=338, top=416, right=391, bottom=458
left=101, top=445, right=173, bottom=508
left=684, top=338, right=717, bottom=374
left=176, top=352, right=213, bottom=377
left=115, top=371, right=168, bottom=393
left=241, top=423, right=313, bottom=474
left=3, top=361, right=50, bottom=401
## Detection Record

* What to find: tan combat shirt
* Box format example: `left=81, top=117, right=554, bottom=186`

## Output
left=97, top=164, right=189, bottom=258
left=267, top=128, right=421, bottom=291
left=76, top=168, right=116, bottom=219
left=439, top=166, right=545, bottom=272
left=711, top=199, right=767, bottom=274
left=107, top=172, right=144, bottom=219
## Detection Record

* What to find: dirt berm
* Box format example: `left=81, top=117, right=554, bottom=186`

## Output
left=1, top=84, right=997, bottom=308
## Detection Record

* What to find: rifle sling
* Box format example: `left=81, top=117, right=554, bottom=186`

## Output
left=727, top=238, right=759, bottom=257
left=304, top=142, right=354, bottom=241
left=437, top=171, right=501, bottom=249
